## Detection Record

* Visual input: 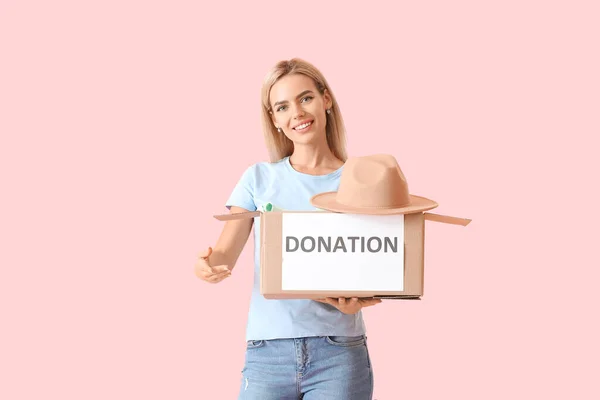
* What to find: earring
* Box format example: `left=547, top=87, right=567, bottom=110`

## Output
left=326, top=109, right=331, bottom=115
left=277, top=127, right=282, bottom=133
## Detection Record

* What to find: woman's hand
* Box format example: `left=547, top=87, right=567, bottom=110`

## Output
left=194, top=247, right=231, bottom=283
left=315, top=297, right=382, bottom=314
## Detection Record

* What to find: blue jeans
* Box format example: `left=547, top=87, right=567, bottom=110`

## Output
left=238, top=335, right=373, bottom=399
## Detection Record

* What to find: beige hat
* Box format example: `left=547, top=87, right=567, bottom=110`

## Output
left=310, top=154, right=439, bottom=215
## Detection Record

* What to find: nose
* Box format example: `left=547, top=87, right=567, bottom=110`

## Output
left=292, top=103, right=305, bottom=119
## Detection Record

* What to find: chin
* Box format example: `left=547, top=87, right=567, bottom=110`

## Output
left=291, top=133, right=319, bottom=145
left=290, top=127, right=324, bottom=143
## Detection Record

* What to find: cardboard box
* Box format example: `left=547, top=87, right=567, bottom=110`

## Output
left=214, top=210, right=470, bottom=300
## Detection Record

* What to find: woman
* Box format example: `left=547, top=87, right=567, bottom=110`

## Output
left=195, top=58, right=381, bottom=400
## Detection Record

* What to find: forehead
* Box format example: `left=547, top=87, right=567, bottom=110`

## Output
left=269, top=74, right=318, bottom=105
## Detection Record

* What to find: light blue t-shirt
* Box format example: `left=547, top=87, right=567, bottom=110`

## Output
left=226, top=156, right=367, bottom=341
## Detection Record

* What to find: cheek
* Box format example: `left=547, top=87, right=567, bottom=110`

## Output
left=275, top=113, right=288, bottom=123
left=313, top=104, right=326, bottom=118
left=315, top=111, right=326, bottom=125
left=272, top=116, right=283, bottom=126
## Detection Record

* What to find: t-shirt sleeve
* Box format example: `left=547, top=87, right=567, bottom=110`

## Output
left=225, top=164, right=257, bottom=212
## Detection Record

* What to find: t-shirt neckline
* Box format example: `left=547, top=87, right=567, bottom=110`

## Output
left=284, top=156, right=344, bottom=180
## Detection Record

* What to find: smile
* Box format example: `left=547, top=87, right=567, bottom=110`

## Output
left=293, top=121, right=313, bottom=131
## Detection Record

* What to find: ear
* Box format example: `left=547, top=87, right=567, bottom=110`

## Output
left=323, top=89, right=333, bottom=110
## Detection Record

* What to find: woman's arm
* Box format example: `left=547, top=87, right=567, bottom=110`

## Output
left=207, top=206, right=254, bottom=272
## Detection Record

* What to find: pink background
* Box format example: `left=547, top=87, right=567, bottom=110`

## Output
left=1, top=1, right=599, bottom=399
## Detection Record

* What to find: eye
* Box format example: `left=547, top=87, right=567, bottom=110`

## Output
left=276, top=105, right=288, bottom=112
left=301, top=96, right=314, bottom=103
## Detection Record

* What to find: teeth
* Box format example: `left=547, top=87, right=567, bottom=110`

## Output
left=294, top=121, right=312, bottom=130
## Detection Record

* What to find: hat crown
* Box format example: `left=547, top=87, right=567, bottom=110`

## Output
left=336, top=154, right=411, bottom=208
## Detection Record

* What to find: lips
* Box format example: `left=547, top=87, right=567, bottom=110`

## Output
left=293, top=120, right=314, bottom=130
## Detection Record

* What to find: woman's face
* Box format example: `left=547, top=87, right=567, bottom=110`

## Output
left=269, top=74, right=332, bottom=145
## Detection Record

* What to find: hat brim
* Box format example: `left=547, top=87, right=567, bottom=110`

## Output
left=310, top=192, right=439, bottom=215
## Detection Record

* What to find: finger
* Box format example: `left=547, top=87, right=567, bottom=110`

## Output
left=198, top=270, right=217, bottom=280
left=324, top=297, right=337, bottom=306
left=212, top=264, right=230, bottom=273
left=194, top=263, right=211, bottom=278
left=360, top=299, right=382, bottom=307
left=339, top=297, right=346, bottom=306
left=212, top=273, right=231, bottom=283
left=364, top=298, right=381, bottom=304
left=206, top=276, right=223, bottom=284
left=198, top=264, right=216, bottom=277
left=198, top=247, right=213, bottom=259
left=206, top=270, right=231, bottom=283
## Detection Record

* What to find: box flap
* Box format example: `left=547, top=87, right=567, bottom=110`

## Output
left=213, top=211, right=261, bottom=221
left=423, top=212, right=471, bottom=226
left=213, top=210, right=471, bottom=225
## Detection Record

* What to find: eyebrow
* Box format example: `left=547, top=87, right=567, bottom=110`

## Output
left=272, top=90, right=314, bottom=108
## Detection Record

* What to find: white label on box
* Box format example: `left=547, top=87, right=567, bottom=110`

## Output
left=281, top=213, right=404, bottom=291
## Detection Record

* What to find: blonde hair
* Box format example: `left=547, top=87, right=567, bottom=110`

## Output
left=260, top=58, right=348, bottom=163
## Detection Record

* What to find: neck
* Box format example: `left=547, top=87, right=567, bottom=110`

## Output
left=289, top=135, right=339, bottom=169
left=289, top=148, right=336, bottom=168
